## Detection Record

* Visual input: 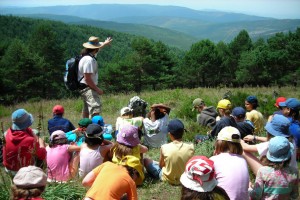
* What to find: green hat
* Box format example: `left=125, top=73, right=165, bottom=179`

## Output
left=78, top=118, right=92, bottom=127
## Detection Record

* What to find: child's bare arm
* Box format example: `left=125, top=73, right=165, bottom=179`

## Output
left=68, top=144, right=81, bottom=152
left=82, top=171, right=96, bottom=187
left=139, top=144, right=148, bottom=154
left=241, top=140, right=258, bottom=152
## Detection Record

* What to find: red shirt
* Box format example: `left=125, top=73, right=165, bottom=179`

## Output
left=3, top=128, right=46, bottom=171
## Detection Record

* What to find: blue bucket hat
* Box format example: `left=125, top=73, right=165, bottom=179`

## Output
left=92, top=115, right=104, bottom=126
left=12, top=109, right=34, bottom=130
left=265, top=115, right=290, bottom=137
left=267, top=136, right=294, bottom=162
left=279, top=98, right=300, bottom=111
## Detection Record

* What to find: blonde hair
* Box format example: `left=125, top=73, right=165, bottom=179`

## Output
left=110, top=142, right=133, bottom=160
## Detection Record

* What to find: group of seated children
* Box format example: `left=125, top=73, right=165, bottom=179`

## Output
left=3, top=95, right=300, bottom=200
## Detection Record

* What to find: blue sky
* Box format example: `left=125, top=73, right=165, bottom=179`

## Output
left=0, top=0, right=299, bottom=19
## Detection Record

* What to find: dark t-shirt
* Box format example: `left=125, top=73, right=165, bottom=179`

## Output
left=210, top=116, right=237, bottom=138
left=48, top=115, right=75, bottom=135
left=236, top=121, right=254, bottom=139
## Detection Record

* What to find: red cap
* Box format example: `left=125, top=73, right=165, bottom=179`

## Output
left=275, top=97, right=286, bottom=108
left=52, top=105, right=64, bottom=115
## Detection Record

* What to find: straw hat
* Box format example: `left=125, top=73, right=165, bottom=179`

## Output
left=83, top=36, right=103, bottom=49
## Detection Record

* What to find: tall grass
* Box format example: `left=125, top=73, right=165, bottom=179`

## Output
left=0, top=87, right=298, bottom=199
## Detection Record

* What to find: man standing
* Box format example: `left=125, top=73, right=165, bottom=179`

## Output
left=78, top=36, right=113, bottom=118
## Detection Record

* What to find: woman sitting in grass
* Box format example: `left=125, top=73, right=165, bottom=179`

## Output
left=143, top=103, right=170, bottom=148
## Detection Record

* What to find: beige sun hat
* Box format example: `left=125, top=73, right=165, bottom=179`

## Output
left=83, top=36, right=103, bottom=49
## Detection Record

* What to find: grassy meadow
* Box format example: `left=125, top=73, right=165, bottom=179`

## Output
left=0, top=86, right=299, bottom=199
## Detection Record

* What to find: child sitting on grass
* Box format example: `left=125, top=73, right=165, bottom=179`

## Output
left=46, top=130, right=80, bottom=182
left=11, top=165, right=47, bottom=200
left=180, top=156, right=230, bottom=200
left=79, top=124, right=113, bottom=178
left=144, top=119, right=194, bottom=185
left=249, top=136, right=299, bottom=199
left=82, top=155, right=140, bottom=200
left=210, top=126, right=249, bottom=200
left=65, top=118, right=92, bottom=146
left=92, top=115, right=113, bottom=141
left=110, top=124, right=148, bottom=185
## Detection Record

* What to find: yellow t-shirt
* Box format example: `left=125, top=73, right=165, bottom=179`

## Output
left=161, top=141, right=194, bottom=185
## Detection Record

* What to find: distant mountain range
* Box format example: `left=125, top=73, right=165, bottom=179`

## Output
left=1, top=4, right=299, bottom=49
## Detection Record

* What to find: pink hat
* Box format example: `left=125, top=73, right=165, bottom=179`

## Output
left=180, top=156, right=217, bottom=192
left=275, top=97, right=286, bottom=108
left=50, top=130, right=66, bottom=141
left=117, top=124, right=140, bottom=147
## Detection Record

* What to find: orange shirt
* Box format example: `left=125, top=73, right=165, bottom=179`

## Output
left=85, top=162, right=137, bottom=200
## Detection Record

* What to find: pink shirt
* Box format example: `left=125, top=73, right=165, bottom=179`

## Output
left=210, top=153, right=249, bottom=200
left=46, top=144, right=71, bottom=182
left=79, top=145, right=104, bottom=178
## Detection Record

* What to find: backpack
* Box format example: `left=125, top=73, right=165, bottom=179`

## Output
left=64, top=55, right=83, bottom=91
left=128, top=96, right=148, bottom=117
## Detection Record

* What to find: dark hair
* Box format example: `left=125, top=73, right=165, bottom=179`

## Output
left=49, top=136, right=67, bottom=147
left=170, top=129, right=184, bottom=140
left=123, top=165, right=140, bottom=179
left=85, top=136, right=103, bottom=146
left=214, top=140, right=243, bottom=155
left=181, top=185, right=230, bottom=200
left=289, top=109, right=300, bottom=120
left=11, top=185, right=45, bottom=200
left=154, top=108, right=166, bottom=120
left=246, top=100, right=258, bottom=109
left=110, top=143, right=133, bottom=160
left=260, top=155, right=291, bottom=170
left=235, top=114, right=245, bottom=120
left=80, top=48, right=98, bottom=56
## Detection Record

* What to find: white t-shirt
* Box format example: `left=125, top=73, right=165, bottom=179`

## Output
left=78, top=55, right=98, bottom=85
left=210, top=153, right=249, bottom=200
left=256, top=140, right=298, bottom=169
left=143, top=114, right=169, bottom=148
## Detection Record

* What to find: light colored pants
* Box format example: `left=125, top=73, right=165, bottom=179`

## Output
left=80, top=88, right=101, bottom=117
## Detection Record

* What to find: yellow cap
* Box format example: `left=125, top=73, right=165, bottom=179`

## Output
left=118, top=155, right=144, bottom=185
left=217, top=99, right=232, bottom=110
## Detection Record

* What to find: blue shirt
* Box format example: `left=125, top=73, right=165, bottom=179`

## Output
left=288, top=118, right=300, bottom=147
left=48, top=115, right=75, bottom=135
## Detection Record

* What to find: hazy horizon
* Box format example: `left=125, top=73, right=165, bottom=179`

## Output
left=0, top=0, right=300, bottom=19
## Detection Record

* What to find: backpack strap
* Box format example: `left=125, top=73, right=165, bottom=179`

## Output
left=78, top=54, right=96, bottom=89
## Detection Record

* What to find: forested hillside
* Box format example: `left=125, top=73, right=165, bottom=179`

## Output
left=2, top=4, right=300, bottom=46
left=0, top=15, right=299, bottom=105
